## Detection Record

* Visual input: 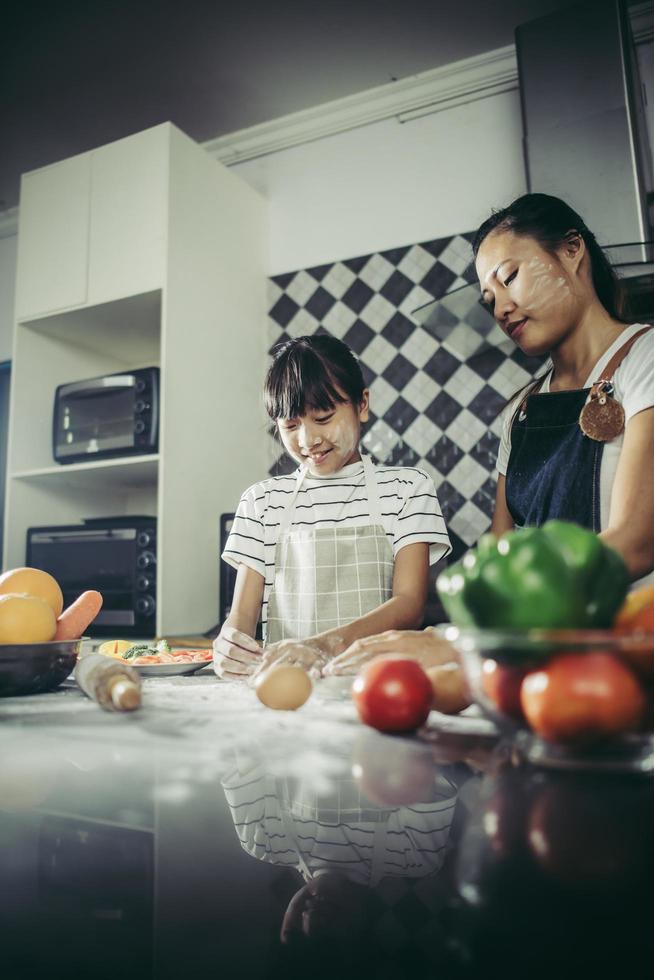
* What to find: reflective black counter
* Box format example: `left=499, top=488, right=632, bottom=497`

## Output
left=1, top=672, right=653, bottom=980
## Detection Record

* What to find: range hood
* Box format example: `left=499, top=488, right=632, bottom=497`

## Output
left=414, top=0, right=654, bottom=344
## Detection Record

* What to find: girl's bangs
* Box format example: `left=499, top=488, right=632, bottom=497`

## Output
left=266, top=359, right=347, bottom=420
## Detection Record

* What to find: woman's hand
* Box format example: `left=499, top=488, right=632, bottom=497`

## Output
left=322, top=628, right=459, bottom=676
left=251, top=639, right=329, bottom=682
left=213, top=626, right=262, bottom=680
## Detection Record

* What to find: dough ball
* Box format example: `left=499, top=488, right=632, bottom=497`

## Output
left=255, top=664, right=313, bottom=710
left=0, top=567, right=64, bottom=617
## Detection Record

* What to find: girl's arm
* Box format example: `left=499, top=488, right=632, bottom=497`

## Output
left=490, top=475, right=514, bottom=536
left=213, top=564, right=265, bottom=679
left=600, top=406, right=654, bottom=579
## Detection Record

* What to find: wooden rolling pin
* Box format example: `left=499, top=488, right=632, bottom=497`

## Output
left=74, top=653, right=141, bottom=712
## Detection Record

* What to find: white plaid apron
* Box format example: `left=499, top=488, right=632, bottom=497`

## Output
left=266, top=455, right=394, bottom=642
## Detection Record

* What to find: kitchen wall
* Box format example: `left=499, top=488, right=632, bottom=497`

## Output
left=0, top=235, right=16, bottom=363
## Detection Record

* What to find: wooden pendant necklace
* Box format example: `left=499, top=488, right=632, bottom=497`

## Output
left=578, top=327, right=650, bottom=442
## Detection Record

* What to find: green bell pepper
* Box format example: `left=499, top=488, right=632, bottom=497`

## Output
left=437, top=520, right=629, bottom=630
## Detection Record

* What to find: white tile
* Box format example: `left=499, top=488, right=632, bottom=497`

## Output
left=358, top=293, right=397, bottom=333
left=362, top=418, right=400, bottom=461
left=445, top=409, right=486, bottom=453
left=442, top=322, right=486, bottom=360
left=399, top=327, right=438, bottom=368
left=320, top=262, right=357, bottom=299
left=438, top=235, right=474, bottom=276
left=400, top=370, right=439, bottom=412
left=397, top=245, right=436, bottom=283
left=321, top=301, right=357, bottom=339
left=444, top=363, right=486, bottom=406
left=368, top=375, right=399, bottom=417
left=448, top=499, right=491, bottom=546
left=401, top=284, right=435, bottom=319
left=402, top=414, right=441, bottom=457
left=359, top=254, right=396, bottom=292
left=487, top=359, right=532, bottom=400
left=286, top=307, right=319, bottom=338
left=285, top=270, right=319, bottom=307
left=416, top=458, right=443, bottom=491
left=267, top=280, right=283, bottom=309
left=359, top=333, right=396, bottom=374
left=447, top=454, right=488, bottom=498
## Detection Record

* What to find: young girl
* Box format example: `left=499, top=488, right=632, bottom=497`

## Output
left=325, top=192, right=654, bottom=674
left=213, top=334, right=451, bottom=679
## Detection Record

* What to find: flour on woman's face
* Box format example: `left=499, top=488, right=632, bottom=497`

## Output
left=476, top=230, right=580, bottom=356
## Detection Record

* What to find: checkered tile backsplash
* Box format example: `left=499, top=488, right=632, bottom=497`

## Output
left=267, top=232, right=543, bottom=565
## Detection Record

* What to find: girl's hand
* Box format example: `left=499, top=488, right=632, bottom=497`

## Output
left=251, top=639, right=329, bottom=682
left=213, top=626, right=262, bottom=680
left=323, top=628, right=459, bottom=676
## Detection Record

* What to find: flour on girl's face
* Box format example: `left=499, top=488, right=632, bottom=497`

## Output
left=277, top=397, right=368, bottom=477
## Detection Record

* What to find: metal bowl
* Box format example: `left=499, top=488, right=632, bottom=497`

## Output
left=0, top=639, right=82, bottom=697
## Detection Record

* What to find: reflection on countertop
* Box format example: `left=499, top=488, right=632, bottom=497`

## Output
left=1, top=672, right=653, bottom=979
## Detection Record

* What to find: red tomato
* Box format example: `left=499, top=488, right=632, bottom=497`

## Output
left=520, top=651, right=645, bottom=745
left=352, top=656, right=433, bottom=733
left=480, top=658, right=527, bottom=722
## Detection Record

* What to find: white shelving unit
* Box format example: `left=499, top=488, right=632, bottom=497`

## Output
left=4, top=123, right=268, bottom=636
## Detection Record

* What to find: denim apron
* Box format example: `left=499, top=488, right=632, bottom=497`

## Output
left=505, top=328, right=650, bottom=531
left=265, top=455, right=394, bottom=642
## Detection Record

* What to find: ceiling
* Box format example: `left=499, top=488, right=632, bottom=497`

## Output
left=0, top=0, right=626, bottom=211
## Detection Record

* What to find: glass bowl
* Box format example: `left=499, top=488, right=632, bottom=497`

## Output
left=0, top=639, right=82, bottom=697
left=438, top=625, right=654, bottom=773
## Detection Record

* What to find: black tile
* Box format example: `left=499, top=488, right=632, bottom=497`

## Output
left=426, top=435, right=464, bottom=476
left=431, top=478, right=466, bottom=521
left=381, top=311, right=414, bottom=349
left=425, top=390, right=462, bottom=430
left=361, top=362, right=375, bottom=387
left=380, top=269, right=414, bottom=306
left=305, top=285, right=335, bottom=320
left=472, top=475, right=498, bottom=519
left=423, top=347, right=461, bottom=384
left=466, top=345, right=506, bottom=379
left=420, top=262, right=457, bottom=298
left=468, top=384, right=507, bottom=427
left=444, top=528, right=469, bottom=565
left=268, top=451, right=297, bottom=477
left=344, top=254, right=369, bottom=274
left=383, top=396, right=418, bottom=435
left=387, top=441, right=420, bottom=467
left=271, top=272, right=295, bottom=290
left=343, top=319, right=375, bottom=355
left=269, top=293, right=300, bottom=327
left=469, top=431, right=500, bottom=472
left=383, top=352, right=415, bottom=391
left=305, top=262, right=332, bottom=282
left=419, top=235, right=451, bottom=260
left=341, top=278, right=375, bottom=314
left=379, top=244, right=411, bottom=265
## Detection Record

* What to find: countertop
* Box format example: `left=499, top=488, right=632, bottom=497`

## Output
left=1, top=670, right=653, bottom=980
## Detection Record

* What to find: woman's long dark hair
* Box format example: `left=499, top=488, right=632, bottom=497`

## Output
left=472, top=192, right=629, bottom=322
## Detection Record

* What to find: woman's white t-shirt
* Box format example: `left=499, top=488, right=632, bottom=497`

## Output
left=496, top=323, right=654, bottom=587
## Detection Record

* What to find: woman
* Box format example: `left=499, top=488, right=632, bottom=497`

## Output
left=325, top=193, right=654, bottom=674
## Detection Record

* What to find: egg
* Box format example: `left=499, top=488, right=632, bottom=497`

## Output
left=425, top=661, right=471, bottom=715
left=254, top=664, right=313, bottom=710
left=0, top=593, right=57, bottom=644
left=0, top=567, right=64, bottom=617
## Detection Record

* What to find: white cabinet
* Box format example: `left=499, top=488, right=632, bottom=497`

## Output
left=5, top=123, right=268, bottom=637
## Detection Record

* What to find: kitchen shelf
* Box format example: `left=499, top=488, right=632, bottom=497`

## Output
left=11, top=455, right=159, bottom=490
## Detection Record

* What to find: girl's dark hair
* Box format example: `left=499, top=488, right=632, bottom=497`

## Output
left=264, top=334, right=366, bottom=421
left=472, top=192, right=629, bottom=322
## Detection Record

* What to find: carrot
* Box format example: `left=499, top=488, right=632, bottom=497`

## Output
left=54, top=590, right=103, bottom=641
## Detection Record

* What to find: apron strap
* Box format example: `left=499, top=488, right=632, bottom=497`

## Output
left=589, top=325, right=652, bottom=388
left=362, top=455, right=383, bottom=526
left=277, top=465, right=309, bottom=539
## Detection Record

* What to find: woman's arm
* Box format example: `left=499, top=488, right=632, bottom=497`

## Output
left=213, top=564, right=265, bottom=678
left=601, top=406, right=654, bottom=579
left=490, top=475, right=514, bottom=536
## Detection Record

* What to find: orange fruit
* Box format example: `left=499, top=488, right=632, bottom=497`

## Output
left=0, top=567, right=64, bottom=617
left=614, top=585, right=654, bottom=632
